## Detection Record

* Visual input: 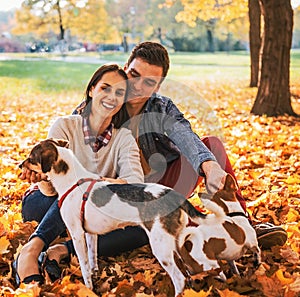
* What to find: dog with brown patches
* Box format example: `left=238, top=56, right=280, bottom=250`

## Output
left=20, top=139, right=210, bottom=296
left=20, top=139, right=260, bottom=295
left=180, top=174, right=261, bottom=278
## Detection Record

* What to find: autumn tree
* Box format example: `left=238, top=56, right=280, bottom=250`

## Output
left=105, top=0, right=150, bottom=47
left=167, top=0, right=298, bottom=116
left=13, top=0, right=115, bottom=46
left=149, top=0, right=209, bottom=52
left=68, top=0, right=117, bottom=44
left=13, top=0, right=73, bottom=41
left=251, top=0, right=298, bottom=116
left=172, top=0, right=248, bottom=52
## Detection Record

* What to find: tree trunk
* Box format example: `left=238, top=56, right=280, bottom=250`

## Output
left=206, top=28, right=214, bottom=52
left=251, top=0, right=297, bottom=116
left=57, top=1, right=65, bottom=41
left=248, top=0, right=261, bottom=87
left=206, top=19, right=215, bottom=53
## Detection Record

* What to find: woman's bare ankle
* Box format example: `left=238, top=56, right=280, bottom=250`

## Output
left=17, top=238, right=45, bottom=280
left=47, top=244, right=69, bottom=263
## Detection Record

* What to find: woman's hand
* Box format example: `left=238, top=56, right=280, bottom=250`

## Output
left=101, top=177, right=127, bottom=184
left=19, top=168, right=48, bottom=183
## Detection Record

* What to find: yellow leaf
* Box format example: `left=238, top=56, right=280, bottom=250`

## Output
left=286, top=208, right=299, bottom=222
left=0, top=222, right=6, bottom=237
left=15, top=283, right=41, bottom=297
left=0, top=236, right=10, bottom=254
left=77, top=283, right=98, bottom=297
left=275, top=269, right=295, bottom=285
left=285, top=175, right=300, bottom=185
left=248, top=170, right=263, bottom=180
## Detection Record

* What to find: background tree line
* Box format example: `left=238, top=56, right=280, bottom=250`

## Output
left=0, top=0, right=298, bottom=54
left=167, top=0, right=299, bottom=116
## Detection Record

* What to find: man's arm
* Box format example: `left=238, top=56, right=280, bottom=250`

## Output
left=201, top=160, right=227, bottom=193
left=162, top=97, right=226, bottom=193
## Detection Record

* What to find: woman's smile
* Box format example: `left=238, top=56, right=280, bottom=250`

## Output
left=101, top=100, right=117, bottom=110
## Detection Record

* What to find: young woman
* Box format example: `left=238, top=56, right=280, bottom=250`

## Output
left=14, top=64, right=145, bottom=286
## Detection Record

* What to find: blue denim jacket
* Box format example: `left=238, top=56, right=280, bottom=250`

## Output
left=135, top=93, right=216, bottom=176
left=73, top=93, right=216, bottom=176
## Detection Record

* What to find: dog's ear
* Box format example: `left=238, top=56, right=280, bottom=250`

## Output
left=39, top=140, right=59, bottom=173
left=47, top=138, right=69, bottom=148
left=224, top=174, right=238, bottom=192
left=55, top=139, right=69, bottom=148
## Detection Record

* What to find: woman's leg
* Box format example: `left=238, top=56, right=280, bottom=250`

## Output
left=17, top=189, right=67, bottom=282
left=17, top=237, right=45, bottom=281
left=22, top=188, right=57, bottom=223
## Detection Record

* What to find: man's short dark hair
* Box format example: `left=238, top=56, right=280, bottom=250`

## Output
left=126, top=42, right=170, bottom=81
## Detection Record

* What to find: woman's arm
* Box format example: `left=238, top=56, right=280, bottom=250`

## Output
left=102, top=177, right=127, bottom=184
left=115, top=128, right=144, bottom=184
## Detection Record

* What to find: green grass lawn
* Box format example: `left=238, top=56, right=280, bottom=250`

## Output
left=0, top=49, right=299, bottom=95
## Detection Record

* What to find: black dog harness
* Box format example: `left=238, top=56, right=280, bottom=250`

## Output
left=227, top=212, right=248, bottom=218
left=58, top=178, right=102, bottom=228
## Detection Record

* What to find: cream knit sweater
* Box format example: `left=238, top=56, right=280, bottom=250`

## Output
left=38, top=115, right=144, bottom=196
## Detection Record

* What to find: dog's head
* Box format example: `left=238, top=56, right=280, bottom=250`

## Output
left=199, top=174, right=240, bottom=215
left=20, top=139, right=69, bottom=174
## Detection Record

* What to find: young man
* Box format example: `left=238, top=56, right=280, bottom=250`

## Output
left=16, top=41, right=287, bottom=286
left=118, top=41, right=287, bottom=248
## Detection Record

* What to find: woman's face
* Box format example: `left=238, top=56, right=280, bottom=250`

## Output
left=89, top=71, right=127, bottom=118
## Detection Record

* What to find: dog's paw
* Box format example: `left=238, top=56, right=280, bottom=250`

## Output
left=92, top=268, right=100, bottom=278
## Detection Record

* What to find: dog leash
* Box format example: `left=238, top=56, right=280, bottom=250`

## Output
left=58, top=177, right=102, bottom=228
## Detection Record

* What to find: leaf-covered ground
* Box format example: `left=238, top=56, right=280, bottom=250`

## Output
left=0, top=79, right=299, bottom=297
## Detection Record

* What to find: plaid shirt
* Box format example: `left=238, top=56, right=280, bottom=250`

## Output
left=82, top=115, right=112, bottom=152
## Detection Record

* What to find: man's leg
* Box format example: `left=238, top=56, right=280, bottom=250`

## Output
left=61, top=226, right=149, bottom=258
left=156, top=135, right=287, bottom=249
left=155, top=155, right=200, bottom=198
left=201, top=136, right=246, bottom=211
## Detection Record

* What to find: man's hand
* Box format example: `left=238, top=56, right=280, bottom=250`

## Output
left=201, top=160, right=227, bottom=194
left=19, top=168, right=48, bottom=183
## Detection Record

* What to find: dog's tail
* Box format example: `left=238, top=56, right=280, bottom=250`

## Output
left=200, top=199, right=226, bottom=218
left=180, top=198, right=207, bottom=223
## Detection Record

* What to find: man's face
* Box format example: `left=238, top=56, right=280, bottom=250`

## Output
left=125, top=58, right=163, bottom=105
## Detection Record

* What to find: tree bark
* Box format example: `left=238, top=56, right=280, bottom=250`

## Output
left=56, top=0, right=65, bottom=40
left=248, top=0, right=261, bottom=87
left=251, top=0, right=297, bottom=116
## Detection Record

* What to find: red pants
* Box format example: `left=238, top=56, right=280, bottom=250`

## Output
left=155, top=136, right=246, bottom=212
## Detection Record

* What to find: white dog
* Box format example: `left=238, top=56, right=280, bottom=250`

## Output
left=179, top=175, right=261, bottom=279
left=20, top=139, right=260, bottom=296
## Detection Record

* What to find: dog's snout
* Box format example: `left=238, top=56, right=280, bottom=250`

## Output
left=19, top=160, right=25, bottom=169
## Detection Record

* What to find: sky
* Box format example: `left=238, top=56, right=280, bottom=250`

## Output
left=0, top=0, right=23, bottom=12
left=0, top=0, right=299, bottom=12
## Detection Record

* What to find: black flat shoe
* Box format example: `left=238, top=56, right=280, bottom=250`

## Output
left=254, top=222, right=288, bottom=250
left=38, top=252, right=61, bottom=282
left=11, top=254, right=45, bottom=287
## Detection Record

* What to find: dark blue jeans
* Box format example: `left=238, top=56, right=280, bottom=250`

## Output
left=22, top=189, right=149, bottom=256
